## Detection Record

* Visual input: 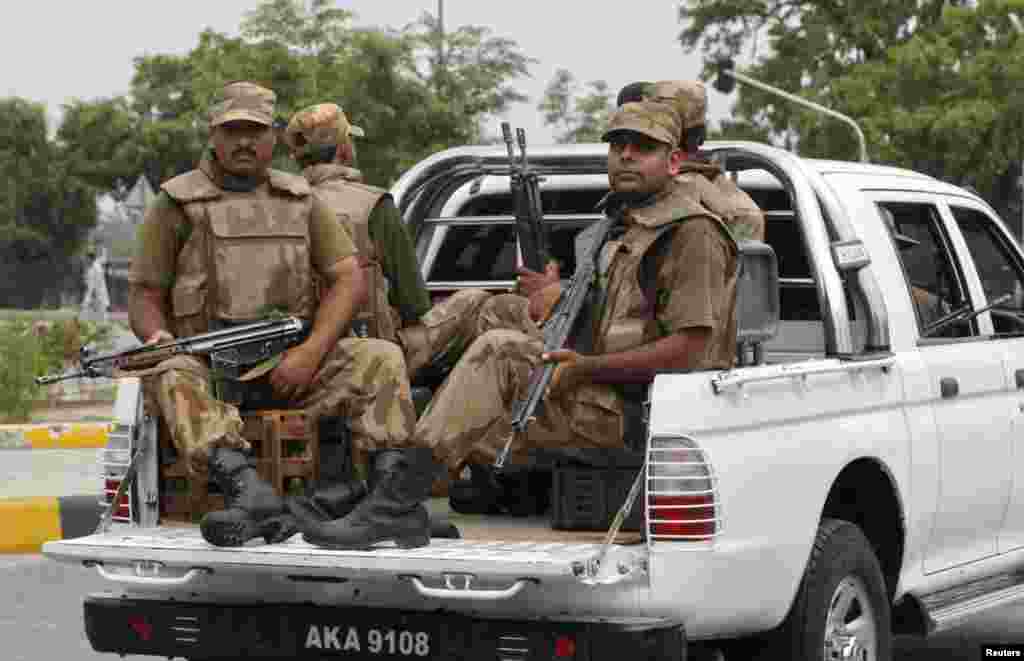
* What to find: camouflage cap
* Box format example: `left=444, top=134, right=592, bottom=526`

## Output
left=208, top=81, right=276, bottom=128
left=283, top=103, right=365, bottom=154
left=601, top=100, right=682, bottom=147
left=648, top=80, right=707, bottom=130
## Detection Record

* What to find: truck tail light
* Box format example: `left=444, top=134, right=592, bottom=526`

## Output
left=646, top=436, right=720, bottom=541
left=104, top=479, right=131, bottom=519
left=100, top=446, right=133, bottom=523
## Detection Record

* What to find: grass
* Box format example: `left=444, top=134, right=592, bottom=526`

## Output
left=0, top=308, right=79, bottom=322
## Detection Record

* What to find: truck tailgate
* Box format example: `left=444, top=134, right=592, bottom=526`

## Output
left=43, top=525, right=638, bottom=586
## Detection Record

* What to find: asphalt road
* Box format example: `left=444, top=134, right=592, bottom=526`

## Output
left=4, top=553, right=1023, bottom=661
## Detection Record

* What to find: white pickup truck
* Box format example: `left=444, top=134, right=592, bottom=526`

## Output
left=43, top=141, right=1024, bottom=661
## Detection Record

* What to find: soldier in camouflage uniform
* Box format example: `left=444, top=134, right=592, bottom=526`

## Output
left=293, top=100, right=739, bottom=549
left=282, top=103, right=492, bottom=379
left=128, top=82, right=416, bottom=548
left=278, top=103, right=493, bottom=522
left=618, top=80, right=765, bottom=242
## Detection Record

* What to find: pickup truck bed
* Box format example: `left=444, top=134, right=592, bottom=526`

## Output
left=45, top=499, right=644, bottom=586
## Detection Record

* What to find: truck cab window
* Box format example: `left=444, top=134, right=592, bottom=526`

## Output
left=877, top=202, right=973, bottom=339
left=950, top=205, right=1024, bottom=335
left=428, top=225, right=517, bottom=282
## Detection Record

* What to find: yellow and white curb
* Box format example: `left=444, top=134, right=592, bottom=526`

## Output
left=0, top=495, right=101, bottom=553
left=0, top=422, right=111, bottom=450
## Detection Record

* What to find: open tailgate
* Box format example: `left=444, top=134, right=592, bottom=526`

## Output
left=43, top=525, right=642, bottom=590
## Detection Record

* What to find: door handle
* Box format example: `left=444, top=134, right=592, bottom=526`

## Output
left=940, top=377, right=959, bottom=399
left=1015, top=369, right=1024, bottom=390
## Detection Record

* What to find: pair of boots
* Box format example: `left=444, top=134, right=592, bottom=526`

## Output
left=289, top=448, right=441, bottom=549
left=200, top=446, right=440, bottom=550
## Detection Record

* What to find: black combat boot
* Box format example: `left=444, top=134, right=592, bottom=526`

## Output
left=200, top=447, right=297, bottom=547
left=288, top=459, right=460, bottom=540
left=287, top=479, right=370, bottom=523
left=295, top=448, right=439, bottom=549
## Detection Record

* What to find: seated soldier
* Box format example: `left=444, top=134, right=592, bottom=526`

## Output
left=129, top=81, right=417, bottom=547
left=290, top=98, right=740, bottom=550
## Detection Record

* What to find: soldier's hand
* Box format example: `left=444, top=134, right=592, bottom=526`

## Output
left=543, top=349, right=594, bottom=400
left=515, top=260, right=560, bottom=298
left=145, top=330, right=175, bottom=346
left=269, top=345, right=320, bottom=401
left=528, top=282, right=563, bottom=324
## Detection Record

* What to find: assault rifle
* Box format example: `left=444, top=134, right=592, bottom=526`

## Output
left=36, top=316, right=310, bottom=385
left=501, top=122, right=550, bottom=272
left=494, top=213, right=619, bottom=471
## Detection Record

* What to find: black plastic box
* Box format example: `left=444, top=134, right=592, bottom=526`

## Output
left=551, top=463, right=644, bottom=532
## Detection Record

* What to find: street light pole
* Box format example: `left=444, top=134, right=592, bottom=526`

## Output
left=714, top=59, right=869, bottom=163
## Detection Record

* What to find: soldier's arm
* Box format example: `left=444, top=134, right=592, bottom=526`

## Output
left=368, top=196, right=431, bottom=323
left=127, top=192, right=184, bottom=343
left=304, top=255, right=367, bottom=361
left=305, top=198, right=368, bottom=362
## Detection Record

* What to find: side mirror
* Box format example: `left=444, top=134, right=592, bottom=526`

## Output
left=713, top=58, right=737, bottom=95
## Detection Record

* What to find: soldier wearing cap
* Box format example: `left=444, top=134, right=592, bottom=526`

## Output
left=282, top=103, right=492, bottom=381
left=278, top=103, right=498, bottom=523
left=128, top=81, right=418, bottom=547
left=618, top=80, right=765, bottom=243
left=290, top=99, right=738, bottom=550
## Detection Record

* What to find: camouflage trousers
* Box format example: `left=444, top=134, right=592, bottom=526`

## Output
left=142, top=337, right=416, bottom=476
left=396, top=289, right=492, bottom=380
left=409, top=324, right=625, bottom=476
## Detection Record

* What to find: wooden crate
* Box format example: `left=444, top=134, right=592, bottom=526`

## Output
left=160, top=409, right=319, bottom=523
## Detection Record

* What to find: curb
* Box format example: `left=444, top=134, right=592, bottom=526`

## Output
left=0, top=422, right=111, bottom=450
left=0, top=495, right=102, bottom=553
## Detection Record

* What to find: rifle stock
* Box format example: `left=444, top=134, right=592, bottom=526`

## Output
left=35, top=317, right=310, bottom=385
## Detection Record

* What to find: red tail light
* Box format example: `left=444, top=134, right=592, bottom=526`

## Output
left=648, top=494, right=716, bottom=537
left=105, top=478, right=130, bottom=518
left=646, top=436, right=720, bottom=541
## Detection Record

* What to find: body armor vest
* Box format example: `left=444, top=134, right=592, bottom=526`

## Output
left=304, top=164, right=397, bottom=342
left=677, top=159, right=765, bottom=242
left=161, top=168, right=316, bottom=338
left=578, top=181, right=735, bottom=356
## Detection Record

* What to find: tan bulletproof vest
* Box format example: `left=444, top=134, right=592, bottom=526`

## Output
left=595, top=181, right=736, bottom=358
left=304, top=164, right=398, bottom=342
left=161, top=168, right=317, bottom=338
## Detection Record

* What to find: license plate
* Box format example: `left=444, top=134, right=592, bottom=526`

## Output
left=301, top=623, right=435, bottom=658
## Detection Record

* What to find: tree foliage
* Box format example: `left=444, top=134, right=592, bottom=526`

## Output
left=0, top=99, right=96, bottom=306
left=678, top=0, right=1024, bottom=222
left=51, top=0, right=533, bottom=193
left=537, top=69, right=614, bottom=143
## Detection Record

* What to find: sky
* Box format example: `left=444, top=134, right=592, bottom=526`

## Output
left=0, top=0, right=735, bottom=146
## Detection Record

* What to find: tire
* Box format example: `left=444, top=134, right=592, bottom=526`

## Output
left=763, top=518, right=892, bottom=661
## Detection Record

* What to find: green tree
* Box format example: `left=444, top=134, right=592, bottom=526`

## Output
left=679, top=0, right=1024, bottom=223
left=537, top=69, right=613, bottom=143
left=64, top=0, right=534, bottom=190
left=0, top=98, right=96, bottom=306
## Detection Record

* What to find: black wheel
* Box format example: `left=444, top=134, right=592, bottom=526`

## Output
left=765, top=518, right=891, bottom=661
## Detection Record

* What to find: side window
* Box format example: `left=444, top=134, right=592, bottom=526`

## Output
left=427, top=225, right=517, bottom=282
left=950, top=206, right=1024, bottom=335
left=877, top=201, right=973, bottom=339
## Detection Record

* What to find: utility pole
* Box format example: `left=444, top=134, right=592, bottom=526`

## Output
left=436, top=0, right=446, bottom=94
left=714, top=58, right=869, bottom=163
